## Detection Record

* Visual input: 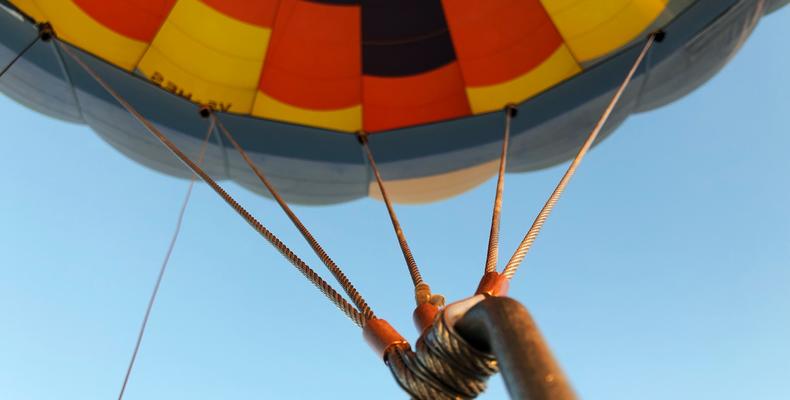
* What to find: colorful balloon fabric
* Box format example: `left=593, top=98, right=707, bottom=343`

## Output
left=0, top=0, right=785, bottom=203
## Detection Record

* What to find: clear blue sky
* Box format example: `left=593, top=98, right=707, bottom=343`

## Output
left=1, top=9, right=788, bottom=400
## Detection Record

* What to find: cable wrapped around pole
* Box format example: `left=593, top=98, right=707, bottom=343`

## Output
left=385, top=308, right=499, bottom=400
left=385, top=296, right=576, bottom=400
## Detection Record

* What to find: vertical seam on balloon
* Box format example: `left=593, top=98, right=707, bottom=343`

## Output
left=634, top=31, right=656, bottom=110
left=536, top=0, right=584, bottom=67
left=210, top=117, right=232, bottom=179
left=251, top=0, right=283, bottom=117
left=358, top=0, right=366, bottom=133
left=358, top=0, right=371, bottom=191
left=49, top=40, right=86, bottom=121
left=28, top=0, right=47, bottom=21
left=438, top=0, right=474, bottom=116
left=129, top=0, right=180, bottom=73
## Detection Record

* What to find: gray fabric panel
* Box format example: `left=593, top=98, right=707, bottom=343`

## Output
left=0, top=11, right=81, bottom=123
left=635, top=0, right=764, bottom=112
left=766, top=0, right=790, bottom=13
left=509, top=0, right=766, bottom=172
left=54, top=44, right=369, bottom=204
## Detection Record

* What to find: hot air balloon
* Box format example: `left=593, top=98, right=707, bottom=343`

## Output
left=1, top=0, right=787, bottom=398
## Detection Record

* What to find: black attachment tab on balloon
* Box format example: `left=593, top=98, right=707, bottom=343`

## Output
left=653, top=29, right=666, bottom=43
left=198, top=106, right=211, bottom=118
left=37, top=23, right=53, bottom=42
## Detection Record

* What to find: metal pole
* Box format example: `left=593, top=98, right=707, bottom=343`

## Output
left=454, top=297, right=576, bottom=400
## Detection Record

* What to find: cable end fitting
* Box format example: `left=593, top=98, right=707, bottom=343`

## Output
left=363, top=318, right=409, bottom=361
left=414, top=283, right=432, bottom=305
left=475, top=271, right=510, bottom=297
left=413, top=302, right=440, bottom=334
left=413, top=283, right=444, bottom=332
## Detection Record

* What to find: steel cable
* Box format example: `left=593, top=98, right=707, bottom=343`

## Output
left=213, top=116, right=375, bottom=320
left=359, top=135, right=424, bottom=288
left=502, top=34, right=658, bottom=280
left=57, top=41, right=365, bottom=327
left=386, top=309, right=499, bottom=400
left=484, top=107, right=514, bottom=274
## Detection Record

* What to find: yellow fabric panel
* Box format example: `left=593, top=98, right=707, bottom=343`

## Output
left=368, top=159, right=498, bottom=204
left=136, top=0, right=271, bottom=114
left=541, top=0, right=667, bottom=62
left=466, top=45, right=580, bottom=114
left=13, top=0, right=147, bottom=70
left=8, top=0, right=46, bottom=21
left=252, top=92, right=361, bottom=132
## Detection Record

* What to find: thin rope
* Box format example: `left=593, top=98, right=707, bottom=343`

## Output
left=213, top=115, right=375, bottom=320
left=359, top=134, right=424, bottom=288
left=0, top=35, right=39, bottom=78
left=502, top=34, right=658, bottom=280
left=57, top=41, right=365, bottom=327
left=483, top=107, right=514, bottom=274
left=118, top=118, right=215, bottom=400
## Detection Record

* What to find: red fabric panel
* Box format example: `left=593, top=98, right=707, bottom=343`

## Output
left=74, top=0, right=176, bottom=42
left=441, top=0, right=565, bottom=86
left=363, top=62, right=471, bottom=132
left=201, top=0, right=280, bottom=28
left=259, top=0, right=361, bottom=110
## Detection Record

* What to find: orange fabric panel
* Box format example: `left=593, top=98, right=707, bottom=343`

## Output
left=73, top=0, right=176, bottom=42
left=259, top=0, right=361, bottom=110
left=201, top=0, right=279, bottom=28
left=441, top=0, right=566, bottom=87
left=363, top=63, right=471, bottom=132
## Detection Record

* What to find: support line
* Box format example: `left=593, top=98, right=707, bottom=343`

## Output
left=484, top=107, right=515, bottom=274
left=57, top=40, right=366, bottom=327
left=213, top=115, right=375, bottom=321
left=501, top=34, right=659, bottom=280
left=117, top=118, right=215, bottom=400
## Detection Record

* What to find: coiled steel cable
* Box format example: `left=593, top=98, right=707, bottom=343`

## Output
left=213, top=116, right=375, bottom=320
left=386, top=309, right=498, bottom=400
left=57, top=40, right=366, bottom=327
left=502, top=34, right=658, bottom=280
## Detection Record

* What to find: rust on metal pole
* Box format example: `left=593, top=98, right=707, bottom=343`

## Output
left=455, top=296, right=576, bottom=400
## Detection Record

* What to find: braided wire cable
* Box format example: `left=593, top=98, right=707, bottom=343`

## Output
left=213, top=116, right=375, bottom=320
left=58, top=41, right=365, bottom=327
left=385, top=309, right=499, bottom=400
left=359, top=135, right=424, bottom=288
left=484, top=107, right=514, bottom=274
left=502, top=34, right=658, bottom=280
left=118, top=118, right=216, bottom=400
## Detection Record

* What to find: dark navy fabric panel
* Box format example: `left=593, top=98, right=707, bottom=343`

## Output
left=361, top=0, right=456, bottom=76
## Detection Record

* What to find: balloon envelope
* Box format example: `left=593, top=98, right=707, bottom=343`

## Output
left=0, top=0, right=783, bottom=204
